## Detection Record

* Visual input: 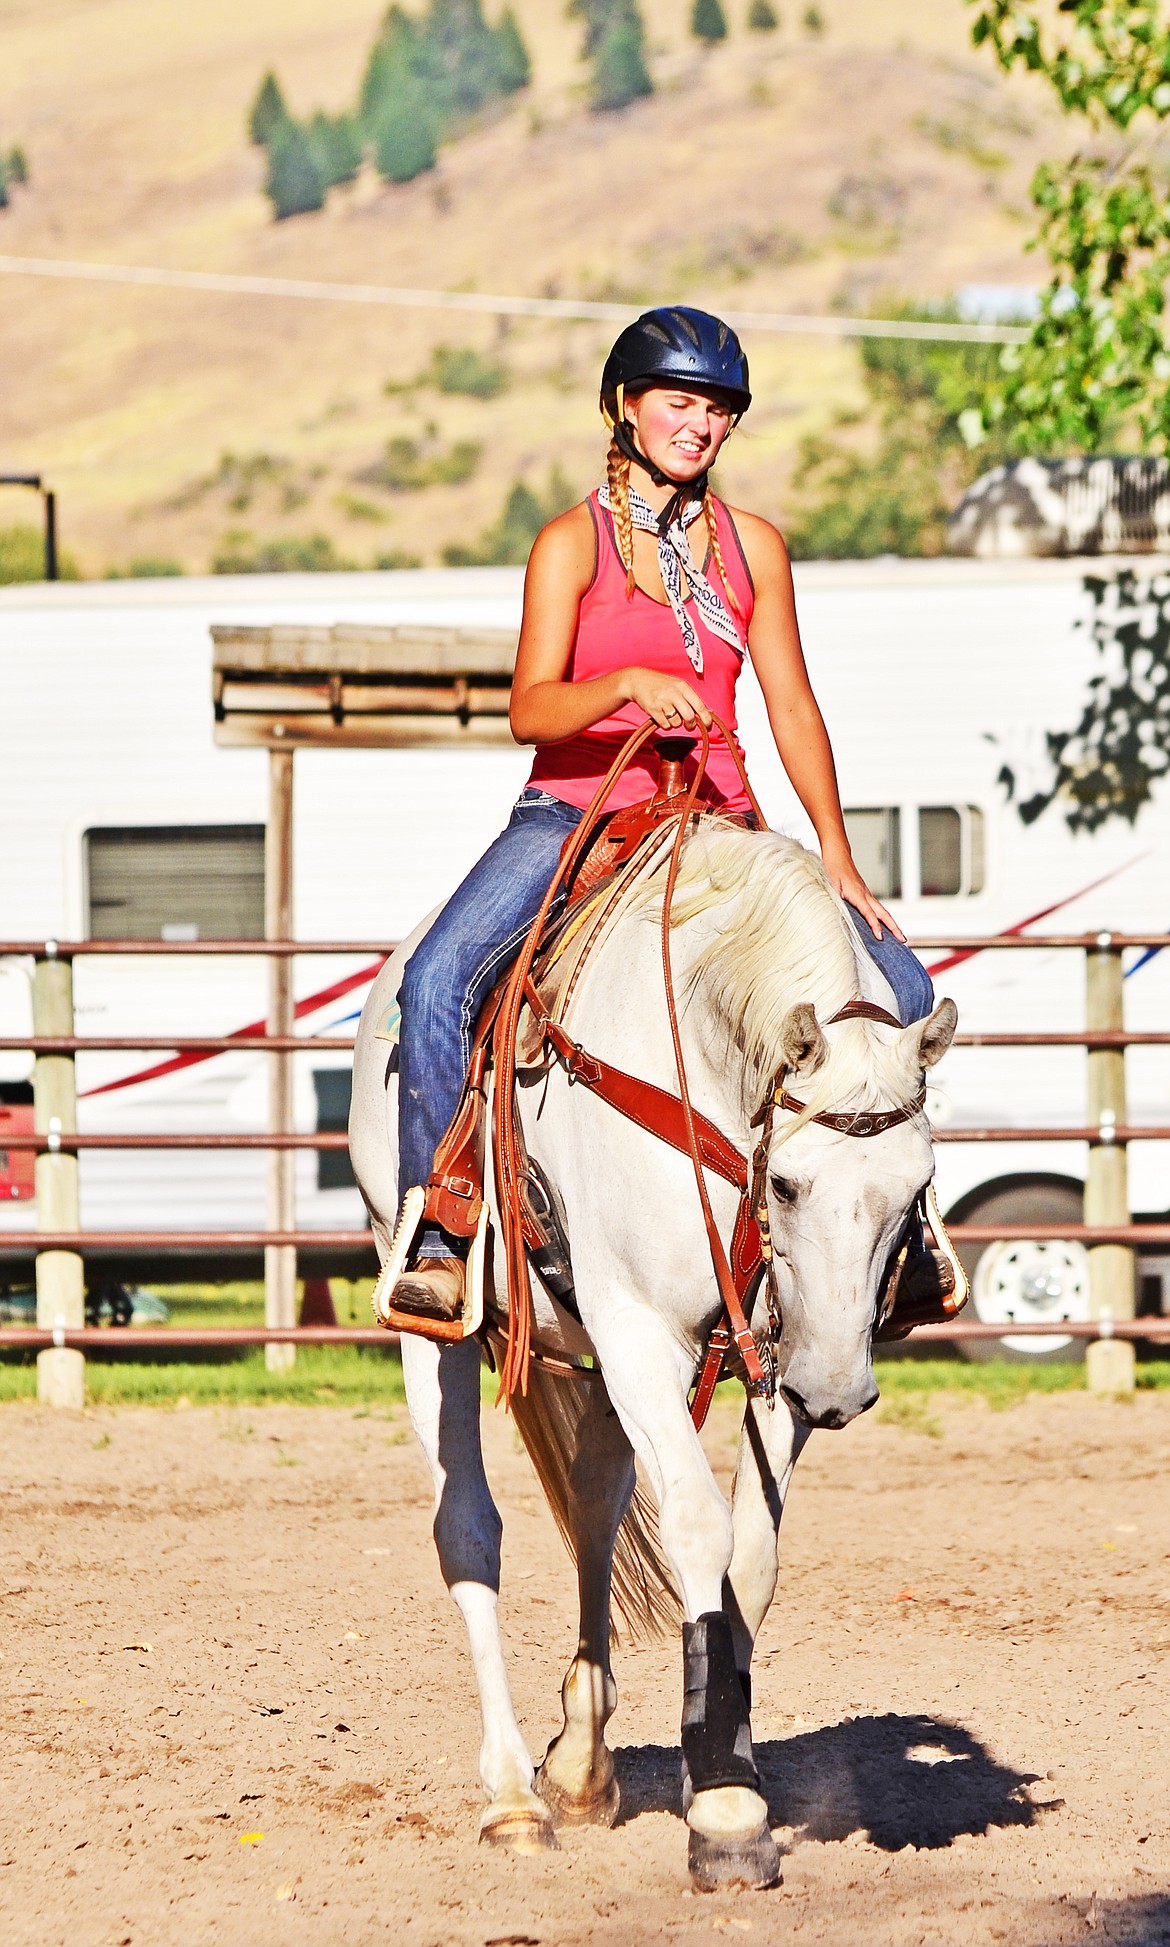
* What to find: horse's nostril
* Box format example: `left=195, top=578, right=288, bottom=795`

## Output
left=779, top=1382, right=812, bottom=1424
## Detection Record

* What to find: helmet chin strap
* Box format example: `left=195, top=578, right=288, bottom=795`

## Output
left=611, top=410, right=708, bottom=534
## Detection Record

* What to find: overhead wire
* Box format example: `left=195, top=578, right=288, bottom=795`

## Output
left=0, top=253, right=1031, bottom=344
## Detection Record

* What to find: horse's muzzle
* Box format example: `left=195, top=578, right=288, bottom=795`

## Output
left=779, top=1377, right=879, bottom=1430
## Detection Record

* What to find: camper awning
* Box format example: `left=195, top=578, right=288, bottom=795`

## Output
left=211, top=621, right=517, bottom=748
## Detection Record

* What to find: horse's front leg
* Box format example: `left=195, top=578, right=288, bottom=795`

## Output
left=586, top=1301, right=780, bottom=1892
left=725, top=1393, right=810, bottom=1692
left=400, top=1333, right=556, bottom=1851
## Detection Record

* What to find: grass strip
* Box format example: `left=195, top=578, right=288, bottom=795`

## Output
left=0, top=1344, right=405, bottom=1407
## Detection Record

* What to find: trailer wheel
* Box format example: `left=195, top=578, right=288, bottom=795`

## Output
left=949, top=1175, right=1089, bottom=1364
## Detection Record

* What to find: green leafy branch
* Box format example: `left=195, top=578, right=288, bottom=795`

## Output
left=969, top=0, right=1170, bottom=129
left=967, top=1, right=1170, bottom=457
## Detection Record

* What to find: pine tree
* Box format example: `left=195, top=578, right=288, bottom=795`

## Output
left=494, top=9, right=532, bottom=90
left=691, top=0, right=728, bottom=45
left=372, top=81, right=439, bottom=182
left=308, top=111, right=364, bottom=188
left=248, top=71, right=290, bottom=147
left=567, top=0, right=612, bottom=60
left=747, top=0, right=779, bottom=28
left=589, top=5, right=653, bottom=111
left=0, top=159, right=7, bottom=211
left=6, top=145, right=28, bottom=185
left=263, top=120, right=327, bottom=218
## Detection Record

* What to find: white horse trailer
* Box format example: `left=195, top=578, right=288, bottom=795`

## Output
left=1, top=557, right=1167, bottom=1349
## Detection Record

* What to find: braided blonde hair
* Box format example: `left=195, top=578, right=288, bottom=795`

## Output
left=702, top=488, right=744, bottom=619
left=605, top=433, right=638, bottom=600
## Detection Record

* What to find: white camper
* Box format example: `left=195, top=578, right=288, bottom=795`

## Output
left=1, top=557, right=1167, bottom=1351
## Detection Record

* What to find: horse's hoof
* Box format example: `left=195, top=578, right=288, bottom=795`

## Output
left=478, top=1804, right=560, bottom=1854
left=688, top=1823, right=781, bottom=1893
left=536, top=1764, right=621, bottom=1828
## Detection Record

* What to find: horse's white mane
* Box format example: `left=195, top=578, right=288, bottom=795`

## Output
left=639, top=822, right=924, bottom=1121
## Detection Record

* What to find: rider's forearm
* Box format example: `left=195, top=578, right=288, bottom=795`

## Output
left=509, top=669, right=633, bottom=745
left=768, top=695, right=853, bottom=860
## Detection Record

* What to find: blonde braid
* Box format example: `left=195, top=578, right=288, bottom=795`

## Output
left=606, top=435, right=637, bottom=600
left=702, top=488, right=744, bottom=618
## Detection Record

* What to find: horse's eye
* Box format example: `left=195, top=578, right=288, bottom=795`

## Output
left=769, top=1175, right=797, bottom=1204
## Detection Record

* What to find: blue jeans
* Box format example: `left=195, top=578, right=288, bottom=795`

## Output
left=396, top=790, right=934, bottom=1256
left=398, top=789, right=585, bottom=1254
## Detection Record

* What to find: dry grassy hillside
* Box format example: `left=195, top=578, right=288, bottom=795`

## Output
left=0, top=0, right=1066, bottom=575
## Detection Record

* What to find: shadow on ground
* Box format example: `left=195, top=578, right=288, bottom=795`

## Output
left=615, top=1712, right=1037, bottom=1850
left=1038, top=1893, right=1170, bottom=1945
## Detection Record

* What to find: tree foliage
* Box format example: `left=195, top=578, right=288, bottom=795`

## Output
left=691, top=0, right=729, bottom=45
left=360, top=0, right=532, bottom=180
left=0, top=524, right=78, bottom=583
left=998, top=569, right=1170, bottom=831
left=308, top=112, right=364, bottom=189
left=251, top=1, right=531, bottom=216
left=248, top=71, right=290, bottom=147
left=747, top=1, right=780, bottom=28
left=442, top=467, right=575, bottom=563
left=263, top=121, right=327, bottom=219
left=569, top=1, right=653, bottom=110
left=778, top=303, right=996, bottom=560
left=785, top=308, right=1005, bottom=558
left=968, top=0, right=1170, bottom=455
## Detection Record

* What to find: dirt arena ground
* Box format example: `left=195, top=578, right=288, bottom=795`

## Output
left=2, top=1387, right=1169, bottom=1947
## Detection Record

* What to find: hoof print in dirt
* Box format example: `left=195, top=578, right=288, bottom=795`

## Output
left=687, top=1823, right=782, bottom=1893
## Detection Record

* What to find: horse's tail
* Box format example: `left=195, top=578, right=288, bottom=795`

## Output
left=497, top=1341, right=680, bottom=1644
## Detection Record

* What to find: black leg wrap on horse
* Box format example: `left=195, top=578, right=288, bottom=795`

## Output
left=681, top=1612, right=760, bottom=1795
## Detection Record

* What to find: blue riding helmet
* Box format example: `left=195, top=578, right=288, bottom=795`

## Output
left=601, top=306, right=751, bottom=415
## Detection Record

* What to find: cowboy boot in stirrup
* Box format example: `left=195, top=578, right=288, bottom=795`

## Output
left=875, top=1191, right=966, bottom=1340
left=389, top=1256, right=466, bottom=1324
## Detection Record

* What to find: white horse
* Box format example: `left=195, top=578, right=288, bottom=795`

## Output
left=350, top=824, right=956, bottom=1891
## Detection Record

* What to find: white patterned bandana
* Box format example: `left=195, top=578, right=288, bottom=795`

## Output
left=598, top=480, right=745, bottom=676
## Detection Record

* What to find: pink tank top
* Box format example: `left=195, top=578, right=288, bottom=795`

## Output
left=525, top=491, right=755, bottom=814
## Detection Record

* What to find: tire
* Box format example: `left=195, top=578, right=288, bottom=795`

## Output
left=948, top=1175, right=1088, bottom=1365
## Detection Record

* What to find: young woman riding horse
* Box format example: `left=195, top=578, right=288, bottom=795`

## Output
left=391, top=305, right=934, bottom=1323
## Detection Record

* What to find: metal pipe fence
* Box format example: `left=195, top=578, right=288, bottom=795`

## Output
left=2, top=933, right=1168, bottom=1382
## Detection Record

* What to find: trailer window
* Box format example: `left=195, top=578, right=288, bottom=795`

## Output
left=842, top=808, right=901, bottom=899
left=919, top=806, right=985, bottom=897
left=313, top=1069, right=356, bottom=1191
left=85, top=825, right=265, bottom=940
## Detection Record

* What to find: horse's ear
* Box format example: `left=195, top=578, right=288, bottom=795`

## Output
left=909, top=998, right=958, bottom=1070
left=779, top=1002, right=828, bottom=1076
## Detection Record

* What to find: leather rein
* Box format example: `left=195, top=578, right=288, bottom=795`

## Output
left=491, top=715, right=927, bottom=1425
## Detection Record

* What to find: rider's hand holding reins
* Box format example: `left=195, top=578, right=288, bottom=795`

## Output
left=623, top=667, right=712, bottom=733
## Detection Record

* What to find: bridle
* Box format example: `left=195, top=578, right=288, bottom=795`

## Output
left=752, top=998, right=927, bottom=1143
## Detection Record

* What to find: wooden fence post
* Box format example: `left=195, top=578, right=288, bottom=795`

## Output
left=265, top=748, right=297, bottom=1372
left=33, top=946, right=85, bottom=1408
left=1085, top=935, right=1135, bottom=1394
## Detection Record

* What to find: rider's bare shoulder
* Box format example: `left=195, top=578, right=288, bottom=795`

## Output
left=525, top=501, right=596, bottom=598
left=721, top=506, right=793, bottom=591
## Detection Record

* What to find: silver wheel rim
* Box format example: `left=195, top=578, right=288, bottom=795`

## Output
left=971, top=1237, right=1091, bottom=1355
